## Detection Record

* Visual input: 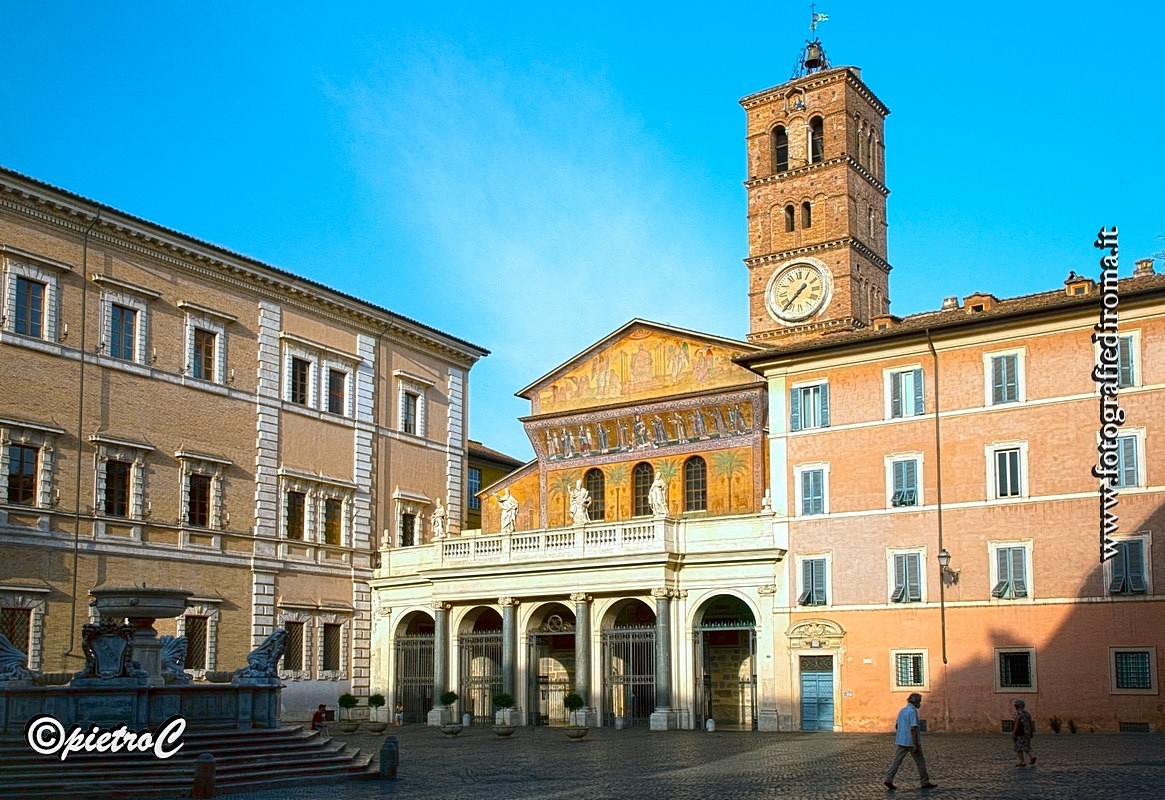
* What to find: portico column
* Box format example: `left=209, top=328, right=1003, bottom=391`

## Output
left=650, top=588, right=677, bottom=730
left=500, top=596, right=518, bottom=697
left=427, top=601, right=451, bottom=726
left=571, top=592, right=592, bottom=724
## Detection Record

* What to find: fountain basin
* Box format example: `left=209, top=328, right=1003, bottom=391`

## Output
left=90, top=586, right=193, bottom=621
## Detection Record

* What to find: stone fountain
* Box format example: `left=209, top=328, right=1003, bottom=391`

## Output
left=84, top=586, right=194, bottom=685
left=0, top=585, right=288, bottom=734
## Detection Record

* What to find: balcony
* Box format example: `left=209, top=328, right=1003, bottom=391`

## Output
left=378, top=513, right=781, bottom=576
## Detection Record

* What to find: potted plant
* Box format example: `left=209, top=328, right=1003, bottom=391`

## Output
left=563, top=692, right=587, bottom=740
left=439, top=690, right=462, bottom=736
left=366, top=692, right=388, bottom=733
left=492, top=692, right=517, bottom=736
left=336, top=692, right=360, bottom=733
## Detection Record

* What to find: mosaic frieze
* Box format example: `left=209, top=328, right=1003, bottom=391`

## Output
left=530, top=328, right=757, bottom=415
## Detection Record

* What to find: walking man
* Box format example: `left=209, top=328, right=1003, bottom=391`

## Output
left=884, top=692, right=937, bottom=791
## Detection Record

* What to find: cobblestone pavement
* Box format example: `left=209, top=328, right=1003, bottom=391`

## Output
left=178, top=725, right=1164, bottom=800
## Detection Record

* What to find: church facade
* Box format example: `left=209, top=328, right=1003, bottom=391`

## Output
left=370, top=51, right=1164, bottom=733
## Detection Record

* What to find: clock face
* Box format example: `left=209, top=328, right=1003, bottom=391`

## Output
left=767, top=262, right=830, bottom=323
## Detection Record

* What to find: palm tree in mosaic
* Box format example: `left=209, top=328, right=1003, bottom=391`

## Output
left=605, top=464, right=628, bottom=521
left=549, top=470, right=580, bottom=526
left=711, top=449, right=747, bottom=513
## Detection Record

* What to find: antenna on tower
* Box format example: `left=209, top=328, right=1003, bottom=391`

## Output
left=792, top=2, right=831, bottom=79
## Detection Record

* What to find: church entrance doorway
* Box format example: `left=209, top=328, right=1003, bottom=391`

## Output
left=600, top=599, right=656, bottom=728
left=526, top=604, right=576, bottom=727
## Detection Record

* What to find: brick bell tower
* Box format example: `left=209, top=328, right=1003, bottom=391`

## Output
left=741, top=38, right=892, bottom=343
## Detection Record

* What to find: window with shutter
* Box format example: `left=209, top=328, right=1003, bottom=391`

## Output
left=798, top=558, right=827, bottom=605
left=891, top=552, right=922, bottom=603
left=790, top=383, right=829, bottom=432
left=892, top=459, right=918, bottom=506
left=890, top=368, right=924, bottom=418
left=800, top=469, right=824, bottom=515
left=1117, top=334, right=1136, bottom=388
left=990, top=354, right=1019, bottom=404
left=992, top=546, right=1028, bottom=599
left=1114, top=435, right=1139, bottom=488
left=1109, top=540, right=1147, bottom=594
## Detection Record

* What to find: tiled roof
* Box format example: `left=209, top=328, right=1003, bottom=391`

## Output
left=468, top=440, right=525, bottom=468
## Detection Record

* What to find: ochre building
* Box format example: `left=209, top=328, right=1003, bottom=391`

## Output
left=0, top=167, right=487, bottom=720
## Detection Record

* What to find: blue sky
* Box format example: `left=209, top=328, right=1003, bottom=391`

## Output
left=3, top=2, right=1162, bottom=461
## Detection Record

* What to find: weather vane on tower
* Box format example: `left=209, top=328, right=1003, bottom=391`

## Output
left=793, top=3, right=831, bottom=78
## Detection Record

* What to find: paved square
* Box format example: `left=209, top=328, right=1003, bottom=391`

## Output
left=190, top=726, right=1164, bottom=800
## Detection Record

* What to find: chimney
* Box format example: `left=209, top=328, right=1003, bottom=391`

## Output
left=940, top=296, right=959, bottom=311
left=1133, top=258, right=1156, bottom=277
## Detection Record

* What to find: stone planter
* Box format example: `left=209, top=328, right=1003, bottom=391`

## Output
left=336, top=721, right=361, bottom=734
left=366, top=722, right=389, bottom=733
left=439, top=724, right=463, bottom=737
left=563, top=725, right=588, bottom=741
left=492, top=724, right=516, bottom=737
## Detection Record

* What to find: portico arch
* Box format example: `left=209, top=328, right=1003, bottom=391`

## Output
left=457, top=606, right=503, bottom=723
left=525, top=602, right=576, bottom=726
left=600, top=598, right=657, bottom=727
left=693, top=594, right=757, bottom=730
left=392, top=610, right=435, bottom=724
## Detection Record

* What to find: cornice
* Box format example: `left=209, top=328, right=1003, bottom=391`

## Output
left=740, top=67, right=890, bottom=118
left=744, top=155, right=888, bottom=197
left=745, top=237, right=892, bottom=274
left=0, top=181, right=487, bottom=367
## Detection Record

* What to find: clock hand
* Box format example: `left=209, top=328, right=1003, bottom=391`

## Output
left=782, top=282, right=808, bottom=311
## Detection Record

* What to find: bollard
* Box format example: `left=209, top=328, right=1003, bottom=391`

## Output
left=705, top=718, right=716, bottom=732
left=462, top=712, right=472, bottom=728
left=379, top=735, right=400, bottom=780
left=192, top=752, right=216, bottom=798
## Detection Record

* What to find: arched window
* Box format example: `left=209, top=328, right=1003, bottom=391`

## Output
left=684, top=457, right=707, bottom=512
left=632, top=462, right=654, bottom=517
left=584, top=468, right=605, bottom=521
left=784, top=205, right=795, bottom=232
left=801, top=202, right=812, bottom=229
left=809, top=117, right=824, bottom=163
left=773, top=126, right=789, bottom=173
left=868, top=206, right=875, bottom=236
left=866, top=130, right=874, bottom=170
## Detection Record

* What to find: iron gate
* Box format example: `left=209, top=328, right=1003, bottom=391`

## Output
left=528, top=633, right=572, bottom=726
left=694, top=624, right=757, bottom=730
left=393, top=633, right=433, bottom=725
left=601, top=625, right=655, bottom=727
left=459, top=631, right=503, bottom=724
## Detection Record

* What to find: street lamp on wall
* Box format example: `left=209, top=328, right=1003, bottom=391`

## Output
left=938, top=548, right=960, bottom=586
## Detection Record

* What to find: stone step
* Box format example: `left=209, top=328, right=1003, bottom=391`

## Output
left=0, top=725, right=379, bottom=799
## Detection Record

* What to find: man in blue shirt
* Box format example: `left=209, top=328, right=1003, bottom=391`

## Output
left=884, top=692, right=937, bottom=791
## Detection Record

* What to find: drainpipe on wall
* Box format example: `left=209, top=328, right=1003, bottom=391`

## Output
left=65, top=209, right=100, bottom=658
left=924, top=328, right=949, bottom=731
